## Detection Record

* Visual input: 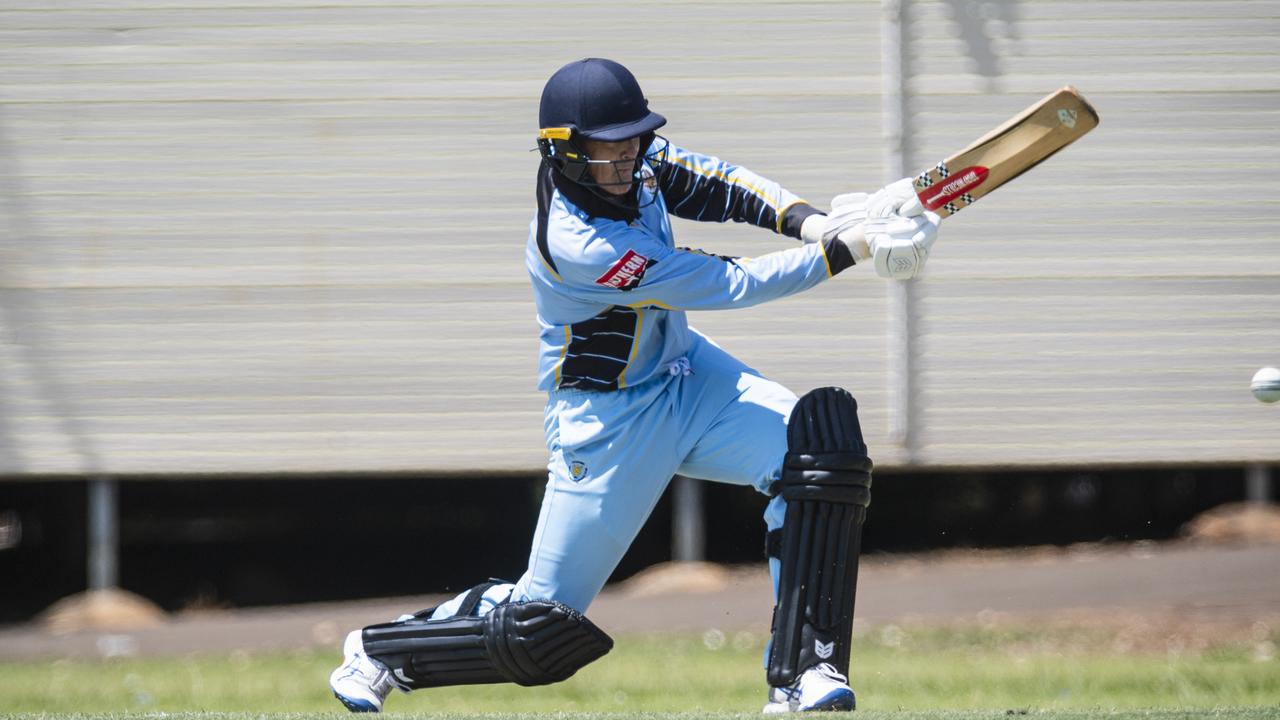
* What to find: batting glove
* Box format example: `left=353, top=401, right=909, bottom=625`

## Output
left=866, top=177, right=924, bottom=219
left=800, top=192, right=872, bottom=261
left=866, top=211, right=941, bottom=280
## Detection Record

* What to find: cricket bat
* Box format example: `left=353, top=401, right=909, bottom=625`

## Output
left=912, top=87, right=1099, bottom=218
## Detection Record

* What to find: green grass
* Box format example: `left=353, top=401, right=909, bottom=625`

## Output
left=2, top=713, right=1279, bottom=720
left=1, top=626, right=1277, bottom=717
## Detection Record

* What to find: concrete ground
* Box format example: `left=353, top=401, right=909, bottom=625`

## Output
left=2, top=540, right=1277, bottom=661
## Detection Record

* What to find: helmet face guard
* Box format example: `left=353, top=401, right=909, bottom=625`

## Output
left=537, top=128, right=668, bottom=195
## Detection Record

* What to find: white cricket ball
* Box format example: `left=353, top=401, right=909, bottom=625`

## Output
left=1251, top=367, right=1280, bottom=404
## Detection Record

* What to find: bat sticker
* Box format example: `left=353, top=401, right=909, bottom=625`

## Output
left=919, top=166, right=989, bottom=211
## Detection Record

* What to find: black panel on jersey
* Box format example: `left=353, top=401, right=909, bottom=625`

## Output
left=657, top=158, right=770, bottom=228
left=535, top=165, right=560, bottom=276
left=559, top=306, right=639, bottom=391
left=677, top=246, right=740, bottom=263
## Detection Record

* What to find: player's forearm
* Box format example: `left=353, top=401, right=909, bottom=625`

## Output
left=625, top=241, right=854, bottom=312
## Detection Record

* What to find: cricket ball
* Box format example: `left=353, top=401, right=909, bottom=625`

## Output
left=1251, top=366, right=1280, bottom=404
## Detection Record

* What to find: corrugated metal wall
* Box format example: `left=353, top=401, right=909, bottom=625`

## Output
left=1, top=0, right=1276, bottom=477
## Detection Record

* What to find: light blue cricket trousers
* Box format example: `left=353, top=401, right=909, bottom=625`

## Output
left=510, top=329, right=794, bottom=613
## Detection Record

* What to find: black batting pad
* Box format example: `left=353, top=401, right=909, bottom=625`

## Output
left=767, top=386, right=872, bottom=687
left=362, top=599, right=612, bottom=689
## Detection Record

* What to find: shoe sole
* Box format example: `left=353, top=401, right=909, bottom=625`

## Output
left=333, top=691, right=380, bottom=713
left=802, top=688, right=855, bottom=712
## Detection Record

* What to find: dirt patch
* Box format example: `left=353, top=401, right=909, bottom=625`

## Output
left=617, top=561, right=733, bottom=596
left=1181, top=502, right=1280, bottom=544
left=41, top=588, right=167, bottom=635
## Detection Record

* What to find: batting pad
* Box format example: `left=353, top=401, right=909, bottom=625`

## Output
left=362, top=599, right=613, bottom=688
left=767, top=386, right=872, bottom=687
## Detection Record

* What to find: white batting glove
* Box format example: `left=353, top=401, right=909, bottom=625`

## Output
left=866, top=177, right=924, bottom=219
left=865, top=211, right=941, bottom=280
left=800, top=193, right=871, bottom=259
left=825, top=191, right=870, bottom=238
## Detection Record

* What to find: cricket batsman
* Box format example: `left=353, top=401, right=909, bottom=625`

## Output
left=330, top=58, right=941, bottom=713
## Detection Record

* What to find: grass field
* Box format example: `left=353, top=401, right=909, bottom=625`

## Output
left=2, top=707, right=1280, bottom=712
left=2, top=624, right=1277, bottom=718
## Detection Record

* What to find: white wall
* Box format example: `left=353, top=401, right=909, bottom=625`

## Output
left=0, top=0, right=1276, bottom=475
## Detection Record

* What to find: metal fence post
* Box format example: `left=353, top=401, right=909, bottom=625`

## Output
left=672, top=475, right=705, bottom=562
left=87, top=476, right=119, bottom=590
left=1246, top=464, right=1272, bottom=504
left=882, top=0, right=922, bottom=461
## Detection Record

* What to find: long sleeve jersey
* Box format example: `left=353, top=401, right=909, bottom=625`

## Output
left=526, top=140, right=856, bottom=392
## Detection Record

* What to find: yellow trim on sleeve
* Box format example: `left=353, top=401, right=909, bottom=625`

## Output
left=818, top=240, right=834, bottom=278
left=554, top=325, right=571, bottom=385
left=616, top=308, right=645, bottom=389
left=538, top=252, right=563, bottom=282
left=776, top=199, right=809, bottom=234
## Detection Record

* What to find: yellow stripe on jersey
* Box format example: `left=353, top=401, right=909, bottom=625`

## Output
left=554, top=324, right=571, bottom=385
left=625, top=298, right=677, bottom=310
left=538, top=252, right=563, bottom=282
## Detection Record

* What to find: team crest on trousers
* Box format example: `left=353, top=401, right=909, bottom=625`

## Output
left=568, top=460, right=588, bottom=481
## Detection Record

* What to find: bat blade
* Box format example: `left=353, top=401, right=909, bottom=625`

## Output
left=913, top=87, right=1099, bottom=218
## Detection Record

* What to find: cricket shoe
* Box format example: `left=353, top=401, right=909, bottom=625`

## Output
left=762, top=663, right=856, bottom=713
left=330, top=629, right=405, bottom=712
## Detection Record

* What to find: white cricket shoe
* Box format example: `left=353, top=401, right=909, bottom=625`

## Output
left=330, top=629, right=405, bottom=713
left=762, top=663, right=856, bottom=713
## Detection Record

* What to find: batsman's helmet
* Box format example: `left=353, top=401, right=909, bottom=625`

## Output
left=536, top=58, right=668, bottom=187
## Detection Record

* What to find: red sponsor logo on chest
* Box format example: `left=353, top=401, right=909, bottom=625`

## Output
left=595, top=249, right=651, bottom=290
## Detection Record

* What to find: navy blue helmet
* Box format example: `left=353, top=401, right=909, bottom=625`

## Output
left=537, top=58, right=668, bottom=188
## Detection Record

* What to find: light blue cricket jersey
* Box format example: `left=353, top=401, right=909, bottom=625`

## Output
left=525, top=141, right=856, bottom=392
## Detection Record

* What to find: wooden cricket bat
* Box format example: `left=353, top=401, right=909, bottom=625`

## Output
left=912, top=87, right=1099, bottom=218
